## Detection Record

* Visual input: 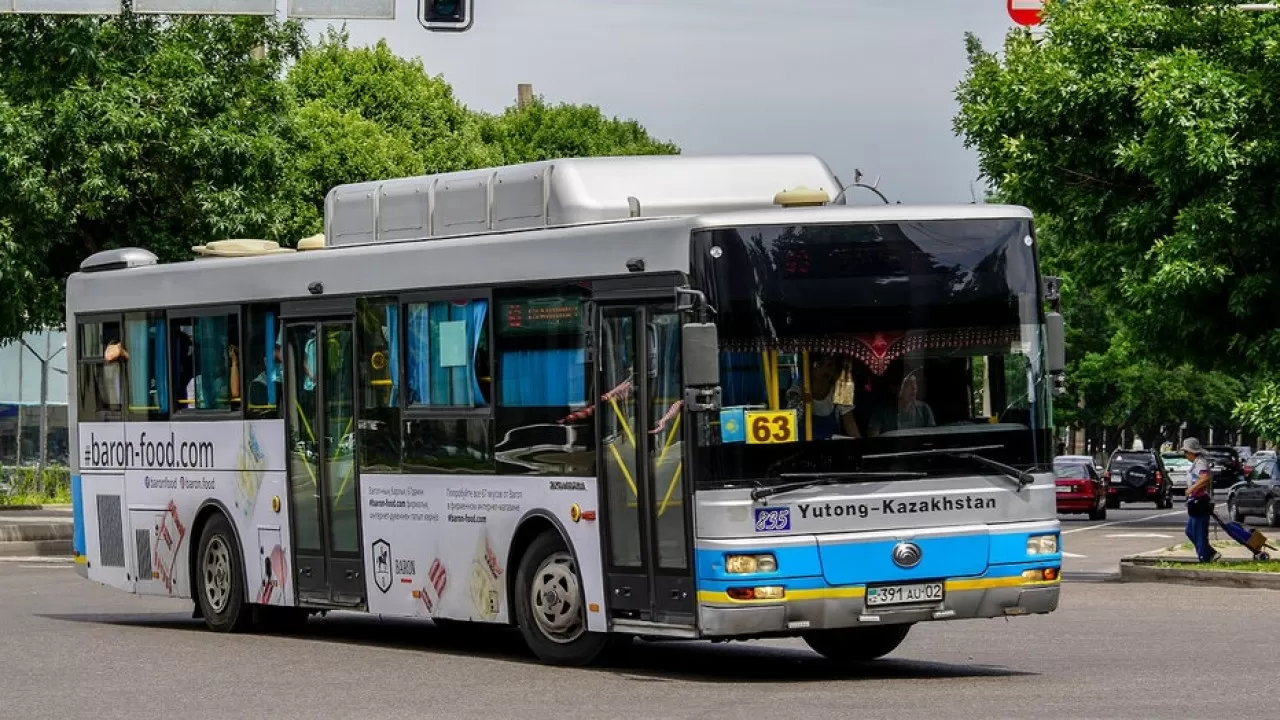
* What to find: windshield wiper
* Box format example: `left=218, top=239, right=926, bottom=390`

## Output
left=751, top=471, right=926, bottom=502
left=861, top=445, right=1036, bottom=492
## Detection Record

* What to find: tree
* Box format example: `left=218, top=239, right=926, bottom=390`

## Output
left=479, top=97, right=680, bottom=164
left=1235, top=384, right=1280, bottom=444
left=0, top=20, right=679, bottom=344
left=276, top=29, right=678, bottom=244
left=0, top=13, right=304, bottom=343
left=954, top=1, right=1280, bottom=377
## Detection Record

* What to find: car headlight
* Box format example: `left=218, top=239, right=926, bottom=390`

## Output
left=1026, top=534, right=1059, bottom=555
left=725, top=554, right=778, bottom=574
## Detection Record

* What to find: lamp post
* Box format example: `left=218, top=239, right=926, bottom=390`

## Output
left=18, top=335, right=67, bottom=494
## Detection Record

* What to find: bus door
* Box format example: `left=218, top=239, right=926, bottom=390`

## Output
left=281, top=302, right=365, bottom=607
left=595, top=297, right=696, bottom=626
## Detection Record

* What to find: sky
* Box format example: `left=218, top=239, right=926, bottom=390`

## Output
left=309, top=0, right=1026, bottom=205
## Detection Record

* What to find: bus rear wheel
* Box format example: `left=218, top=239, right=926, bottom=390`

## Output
left=803, top=624, right=913, bottom=663
left=195, top=512, right=251, bottom=633
left=514, top=531, right=611, bottom=666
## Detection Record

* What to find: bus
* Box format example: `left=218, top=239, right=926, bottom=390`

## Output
left=67, top=154, right=1064, bottom=666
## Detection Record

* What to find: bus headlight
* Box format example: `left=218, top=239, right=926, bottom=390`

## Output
left=725, top=554, right=777, bottom=574
left=1026, top=534, right=1059, bottom=555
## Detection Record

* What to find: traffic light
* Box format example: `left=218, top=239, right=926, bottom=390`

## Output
left=420, top=0, right=474, bottom=32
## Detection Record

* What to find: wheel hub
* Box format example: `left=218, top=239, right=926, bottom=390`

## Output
left=530, top=551, right=585, bottom=645
left=202, top=536, right=233, bottom=615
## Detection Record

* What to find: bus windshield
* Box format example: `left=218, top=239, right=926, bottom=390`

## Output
left=689, top=218, right=1054, bottom=484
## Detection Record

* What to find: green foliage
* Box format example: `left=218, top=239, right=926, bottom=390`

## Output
left=480, top=98, right=680, bottom=164
left=1234, top=381, right=1280, bottom=443
left=954, top=0, right=1280, bottom=376
left=0, top=14, right=304, bottom=342
left=0, top=18, right=678, bottom=345
left=0, top=465, right=71, bottom=505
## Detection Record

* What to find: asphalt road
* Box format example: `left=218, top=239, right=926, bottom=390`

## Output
left=3, top=506, right=1274, bottom=720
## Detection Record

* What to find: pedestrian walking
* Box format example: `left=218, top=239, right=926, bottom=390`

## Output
left=1181, top=437, right=1221, bottom=562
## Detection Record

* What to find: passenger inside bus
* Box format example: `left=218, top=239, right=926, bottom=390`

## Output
left=784, top=352, right=861, bottom=440
left=867, top=367, right=936, bottom=436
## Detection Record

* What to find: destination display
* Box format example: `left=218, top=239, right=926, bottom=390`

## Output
left=498, top=296, right=584, bottom=335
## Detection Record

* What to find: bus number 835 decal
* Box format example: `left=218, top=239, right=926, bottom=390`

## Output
left=754, top=506, right=791, bottom=533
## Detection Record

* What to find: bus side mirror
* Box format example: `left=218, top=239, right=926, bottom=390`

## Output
left=1045, top=311, right=1066, bottom=374
left=682, top=323, right=720, bottom=387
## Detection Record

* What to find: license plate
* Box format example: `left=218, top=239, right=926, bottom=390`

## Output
left=1056, top=485, right=1071, bottom=493
left=866, top=582, right=944, bottom=607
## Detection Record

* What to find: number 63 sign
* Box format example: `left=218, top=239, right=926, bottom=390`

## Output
left=744, top=409, right=798, bottom=445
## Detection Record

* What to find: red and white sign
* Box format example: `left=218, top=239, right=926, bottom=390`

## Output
left=1008, top=0, right=1044, bottom=27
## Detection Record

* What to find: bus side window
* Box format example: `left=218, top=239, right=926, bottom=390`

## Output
left=170, top=312, right=241, bottom=413
left=245, top=304, right=281, bottom=419
left=77, top=317, right=124, bottom=420
left=491, top=286, right=593, bottom=477
left=358, top=297, right=401, bottom=472
left=405, top=298, right=490, bottom=409
left=123, top=311, right=169, bottom=421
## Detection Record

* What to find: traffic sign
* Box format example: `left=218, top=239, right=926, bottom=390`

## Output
left=1008, top=0, right=1044, bottom=27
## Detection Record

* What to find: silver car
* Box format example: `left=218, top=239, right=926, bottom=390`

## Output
left=1162, top=451, right=1193, bottom=494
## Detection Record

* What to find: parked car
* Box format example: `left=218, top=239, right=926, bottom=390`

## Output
left=1225, top=456, right=1280, bottom=527
left=1105, top=449, right=1174, bottom=509
left=1245, top=450, right=1276, bottom=474
left=1161, top=451, right=1193, bottom=495
left=1205, top=445, right=1246, bottom=489
left=1054, top=455, right=1107, bottom=520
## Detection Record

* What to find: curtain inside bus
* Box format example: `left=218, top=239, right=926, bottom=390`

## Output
left=407, top=299, right=488, bottom=407
left=500, top=349, right=585, bottom=407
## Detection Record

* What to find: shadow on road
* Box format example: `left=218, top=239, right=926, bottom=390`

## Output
left=37, top=610, right=1034, bottom=682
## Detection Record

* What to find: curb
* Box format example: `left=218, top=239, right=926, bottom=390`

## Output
left=0, top=539, right=72, bottom=558
left=1119, top=558, right=1280, bottom=590
left=0, top=523, right=74, bottom=543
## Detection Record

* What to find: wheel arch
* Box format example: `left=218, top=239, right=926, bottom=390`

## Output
left=187, top=500, right=246, bottom=618
left=506, top=510, right=583, bottom=626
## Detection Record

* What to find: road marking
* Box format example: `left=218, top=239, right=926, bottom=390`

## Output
left=1061, top=510, right=1183, bottom=534
left=0, top=556, right=73, bottom=563
left=1062, top=552, right=1088, bottom=558
left=17, top=564, right=72, bottom=570
left=1105, top=533, right=1172, bottom=539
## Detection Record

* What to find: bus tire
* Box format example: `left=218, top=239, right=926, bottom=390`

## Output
left=802, top=623, right=913, bottom=663
left=513, top=531, right=610, bottom=666
left=194, top=512, right=251, bottom=633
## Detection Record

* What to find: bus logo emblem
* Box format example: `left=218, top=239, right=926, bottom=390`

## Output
left=373, top=539, right=392, bottom=593
left=892, top=541, right=922, bottom=569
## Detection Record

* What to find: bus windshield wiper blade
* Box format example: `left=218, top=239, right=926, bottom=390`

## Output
left=862, top=445, right=1034, bottom=491
left=751, top=472, right=926, bottom=502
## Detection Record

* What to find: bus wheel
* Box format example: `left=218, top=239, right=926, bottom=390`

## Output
left=514, top=532, right=610, bottom=666
left=195, top=513, right=251, bottom=633
left=803, top=624, right=913, bottom=663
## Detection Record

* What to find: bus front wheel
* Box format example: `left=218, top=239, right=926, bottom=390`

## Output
left=195, top=512, right=251, bottom=633
left=514, top=531, right=611, bottom=666
left=803, top=623, right=913, bottom=663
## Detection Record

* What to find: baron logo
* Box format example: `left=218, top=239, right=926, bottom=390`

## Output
left=372, top=538, right=392, bottom=594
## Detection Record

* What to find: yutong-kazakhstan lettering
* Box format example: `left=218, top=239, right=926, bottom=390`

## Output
left=83, top=432, right=215, bottom=470
left=798, top=495, right=996, bottom=520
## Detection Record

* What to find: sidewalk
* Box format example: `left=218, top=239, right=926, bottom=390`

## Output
left=1120, top=529, right=1280, bottom=589
left=1134, top=538, right=1259, bottom=563
left=0, top=506, right=73, bottom=558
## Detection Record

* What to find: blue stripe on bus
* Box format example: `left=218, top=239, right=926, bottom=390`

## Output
left=695, top=559, right=1061, bottom=594
left=71, top=474, right=85, bottom=557
left=695, top=528, right=1061, bottom=586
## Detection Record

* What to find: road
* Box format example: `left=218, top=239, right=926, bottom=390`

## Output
left=1059, top=503, right=1190, bottom=577
left=2, top=503, right=1273, bottom=720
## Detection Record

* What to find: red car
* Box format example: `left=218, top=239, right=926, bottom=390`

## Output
left=1054, top=455, right=1107, bottom=520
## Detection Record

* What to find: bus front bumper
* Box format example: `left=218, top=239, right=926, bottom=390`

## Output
left=696, top=572, right=1060, bottom=637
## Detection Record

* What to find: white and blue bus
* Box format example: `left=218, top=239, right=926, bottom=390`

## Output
left=68, top=154, right=1063, bottom=665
